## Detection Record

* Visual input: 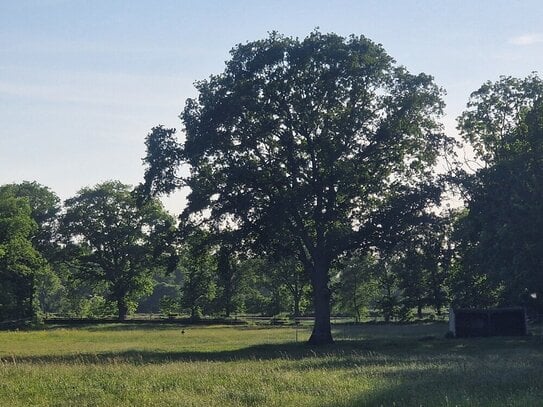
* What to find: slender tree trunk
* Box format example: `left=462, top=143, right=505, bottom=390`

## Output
left=353, top=274, right=360, bottom=323
left=191, top=306, right=196, bottom=320
left=225, top=303, right=231, bottom=318
left=355, top=308, right=361, bottom=324
left=24, top=274, right=36, bottom=320
left=224, top=284, right=232, bottom=318
left=308, top=258, right=333, bottom=345
left=117, top=298, right=128, bottom=321
left=417, top=304, right=423, bottom=319
left=293, top=292, right=301, bottom=320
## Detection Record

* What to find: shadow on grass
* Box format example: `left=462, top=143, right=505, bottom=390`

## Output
left=319, top=354, right=543, bottom=407
left=36, top=322, right=301, bottom=332
left=3, top=334, right=540, bottom=366
left=34, top=323, right=189, bottom=332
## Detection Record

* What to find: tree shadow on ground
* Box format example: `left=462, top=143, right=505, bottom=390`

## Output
left=69, top=323, right=191, bottom=332
left=36, top=322, right=304, bottom=332
left=318, top=355, right=543, bottom=407
left=3, top=334, right=540, bottom=366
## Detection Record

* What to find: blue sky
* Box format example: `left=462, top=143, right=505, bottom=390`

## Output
left=1, top=0, right=542, bottom=214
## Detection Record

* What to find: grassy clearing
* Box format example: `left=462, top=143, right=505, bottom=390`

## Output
left=0, top=323, right=542, bottom=406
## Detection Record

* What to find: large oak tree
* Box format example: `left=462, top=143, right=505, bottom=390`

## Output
left=142, top=32, right=453, bottom=344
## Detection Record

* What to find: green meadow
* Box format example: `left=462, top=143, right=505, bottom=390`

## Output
left=1, top=323, right=542, bottom=406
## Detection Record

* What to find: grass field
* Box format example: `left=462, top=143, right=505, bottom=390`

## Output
left=1, top=322, right=542, bottom=406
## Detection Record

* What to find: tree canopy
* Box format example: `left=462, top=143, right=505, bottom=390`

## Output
left=0, top=181, right=61, bottom=260
left=458, top=74, right=543, bottom=165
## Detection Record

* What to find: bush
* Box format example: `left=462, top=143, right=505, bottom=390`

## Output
left=159, top=296, right=180, bottom=317
left=80, top=295, right=116, bottom=318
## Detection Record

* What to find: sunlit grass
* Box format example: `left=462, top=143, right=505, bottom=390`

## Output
left=0, top=323, right=542, bottom=406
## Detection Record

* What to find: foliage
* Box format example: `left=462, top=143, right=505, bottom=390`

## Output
left=333, top=254, right=379, bottom=322
left=61, top=181, right=177, bottom=320
left=138, top=126, right=184, bottom=199
left=0, top=181, right=61, bottom=259
left=266, top=257, right=311, bottom=318
left=456, top=75, right=543, bottom=310
left=137, top=271, right=183, bottom=314
left=178, top=232, right=217, bottom=320
left=0, top=189, right=46, bottom=321
left=392, top=215, right=450, bottom=317
left=235, top=257, right=270, bottom=314
left=373, top=259, right=402, bottom=322
left=447, top=209, right=504, bottom=308
left=458, top=73, right=543, bottom=164
left=141, top=31, right=453, bottom=343
left=214, top=245, right=245, bottom=317
left=78, top=295, right=117, bottom=318
left=0, top=182, right=64, bottom=317
left=34, top=266, right=64, bottom=316
left=159, top=295, right=180, bottom=316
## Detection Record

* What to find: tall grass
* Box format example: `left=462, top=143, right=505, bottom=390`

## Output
left=0, top=323, right=541, bottom=406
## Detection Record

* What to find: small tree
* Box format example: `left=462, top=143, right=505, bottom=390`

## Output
left=333, top=254, right=379, bottom=322
left=272, top=258, right=310, bottom=319
left=159, top=295, right=180, bottom=317
left=215, top=245, right=247, bottom=317
left=394, top=217, right=449, bottom=318
left=179, top=235, right=217, bottom=320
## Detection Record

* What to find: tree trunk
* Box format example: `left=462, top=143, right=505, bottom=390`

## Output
left=355, top=308, right=361, bottom=324
left=225, top=304, right=231, bottom=318
left=224, top=286, right=231, bottom=318
left=308, top=259, right=334, bottom=345
left=293, top=292, right=301, bottom=320
left=353, top=276, right=360, bottom=323
left=417, top=304, right=423, bottom=319
left=117, top=298, right=128, bottom=321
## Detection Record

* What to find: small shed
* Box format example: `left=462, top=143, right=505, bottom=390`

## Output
left=449, top=307, right=527, bottom=338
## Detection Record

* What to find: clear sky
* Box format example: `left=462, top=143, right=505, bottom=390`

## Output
left=1, top=0, right=542, bottom=214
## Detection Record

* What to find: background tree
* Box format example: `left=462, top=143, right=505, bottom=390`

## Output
left=456, top=75, right=543, bottom=311
left=61, top=181, right=177, bottom=320
left=0, top=190, right=46, bottom=322
left=458, top=74, right=543, bottom=165
left=267, top=257, right=310, bottom=319
left=141, top=31, right=452, bottom=344
left=214, top=245, right=248, bottom=317
left=0, top=182, right=65, bottom=316
left=394, top=216, right=449, bottom=318
left=137, top=269, right=183, bottom=314
left=235, top=257, right=269, bottom=315
left=0, top=181, right=61, bottom=259
left=178, top=232, right=217, bottom=320
left=374, top=257, right=402, bottom=322
left=333, top=253, right=379, bottom=323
